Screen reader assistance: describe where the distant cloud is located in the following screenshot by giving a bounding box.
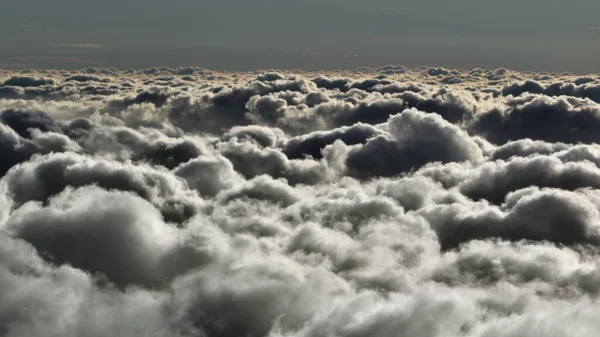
[0,56,104,69]
[20,22,41,29]
[48,43,104,49]
[0,62,30,69]
[300,51,360,58]
[10,56,100,62]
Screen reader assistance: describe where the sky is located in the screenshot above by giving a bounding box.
[2,0,600,72]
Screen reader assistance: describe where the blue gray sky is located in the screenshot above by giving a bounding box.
[2,0,600,72]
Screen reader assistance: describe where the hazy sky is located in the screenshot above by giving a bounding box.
[2,0,600,72]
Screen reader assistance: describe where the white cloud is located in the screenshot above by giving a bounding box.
[0,65,600,336]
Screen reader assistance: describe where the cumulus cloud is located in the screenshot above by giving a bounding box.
[2,65,600,336]
[341,109,483,179]
[470,95,600,144]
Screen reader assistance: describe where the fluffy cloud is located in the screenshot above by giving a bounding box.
[2,65,600,337]
[470,95,600,144]
[342,109,483,179]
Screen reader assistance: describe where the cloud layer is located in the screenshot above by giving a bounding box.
[1,65,600,336]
